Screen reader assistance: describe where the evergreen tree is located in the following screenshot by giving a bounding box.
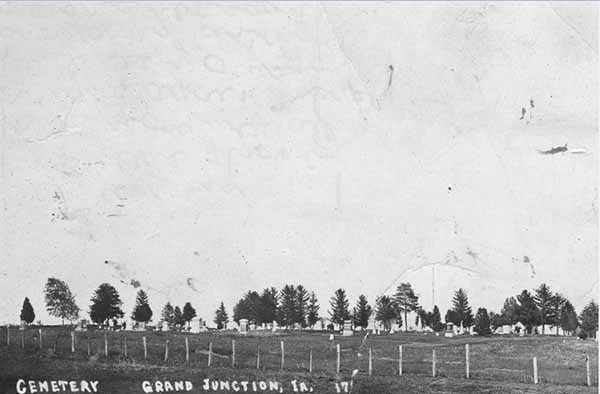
[393,283,419,331]
[306,292,320,328]
[431,305,444,332]
[131,289,153,326]
[534,283,554,334]
[516,290,540,333]
[161,302,175,329]
[214,302,229,329]
[278,285,298,327]
[450,288,474,327]
[182,302,197,328]
[20,297,35,325]
[89,283,123,325]
[580,300,598,338]
[500,296,519,325]
[474,308,492,336]
[375,295,399,330]
[489,311,503,330]
[329,288,350,326]
[416,307,430,329]
[258,287,279,324]
[353,295,372,329]
[295,285,310,327]
[445,309,459,324]
[174,306,184,329]
[233,291,261,323]
[549,293,566,335]
[45,277,80,325]
[560,300,578,335]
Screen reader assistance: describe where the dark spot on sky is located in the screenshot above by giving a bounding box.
[130,279,141,288]
[448,186,452,191]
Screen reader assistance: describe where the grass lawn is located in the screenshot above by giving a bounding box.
[0,326,597,394]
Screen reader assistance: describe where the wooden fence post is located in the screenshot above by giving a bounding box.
[280,341,285,370]
[104,333,108,356]
[533,357,538,384]
[39,328,42,349]
[398,345,403,376]
[185,337,189,363]
[231,339,236,367]
[337,344,341,375]
[256,343,260,369]
[368,347,372,376]
[208,342,212,367]
[124,335,128,358]
[432,349,436,377]
[87,335,91,356]
[71,331,75,353]
[21,331,24,350]
[164,339,169,362]
[586,354,591,387]
[143,336,147,360]
[309,348,313,373]
[6,325,9,346]
[465,344,470,379]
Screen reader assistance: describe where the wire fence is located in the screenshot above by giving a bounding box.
[2,326,597,387]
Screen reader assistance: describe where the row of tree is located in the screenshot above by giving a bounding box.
[18,277,599,339]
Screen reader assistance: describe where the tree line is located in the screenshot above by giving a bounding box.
[15,277,600,339]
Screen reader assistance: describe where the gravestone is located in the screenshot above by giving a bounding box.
[198,318,208,332]
[271,320,278,332]
[342,320,353,336]
[75,319,88,331]
[239,319,248,335]
[161,321,169,332]
[249,323,256,331]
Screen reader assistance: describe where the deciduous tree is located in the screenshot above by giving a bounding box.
[45,278,80,325]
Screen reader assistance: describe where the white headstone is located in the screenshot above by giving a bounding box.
[239,319,249,335]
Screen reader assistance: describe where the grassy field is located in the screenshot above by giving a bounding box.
[0,326,597,394]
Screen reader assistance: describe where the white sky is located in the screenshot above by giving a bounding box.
[0,2,597,326]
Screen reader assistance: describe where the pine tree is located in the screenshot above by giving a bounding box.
[174,306,184,329]
[580,300,598,338]
[306,292,320,328]
[258,287,278,325]
[295,285,310,327]
[214,302,229,329]
[431,305,444,332]
[474,308,492,336]
[534,283,554,334]
[393,283,419,331]
[450,288,473,327]
[560,300,578,335]
[353,295,372,329]
[131,289,153,326]
[549,293,566,335]
[182,302,197,328]
[329,288,350,326]
[516,290,540,333]
[89,283,123,325]
[375,295,399,331]
[20,297,35,325]
[500,297,519,325]
[278,285,298,327]
[45,277,80,325]
[233,291,261,323]
[161,302,175,329]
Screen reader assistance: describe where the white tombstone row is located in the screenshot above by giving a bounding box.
[239,319,249,335]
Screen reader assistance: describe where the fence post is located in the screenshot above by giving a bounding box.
[39,328,42,350]
[280,341,285,370]
[398,345,403,376]
[164,339,169,362]
[208,342,212,367]
[256,343,260,369]
[533,357,538,384]
[124,335,128,358]
[309,348,313,373]
[232,339,236,367]
[143,336,147,360]
[71,331,75,353]
[337,344,341,375]
[586,354,591,387]
[21,331,24,350]
[432,349,436,377]
[104,333,108,356]
[87,335,91,356]
[185,337,189,363]
[368,347,372,376]
[6,325,9,345]
[465,344,470,379]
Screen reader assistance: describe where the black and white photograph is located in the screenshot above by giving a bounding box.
[0,2,598,393]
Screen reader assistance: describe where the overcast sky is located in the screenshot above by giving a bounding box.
[0,2,597,326]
